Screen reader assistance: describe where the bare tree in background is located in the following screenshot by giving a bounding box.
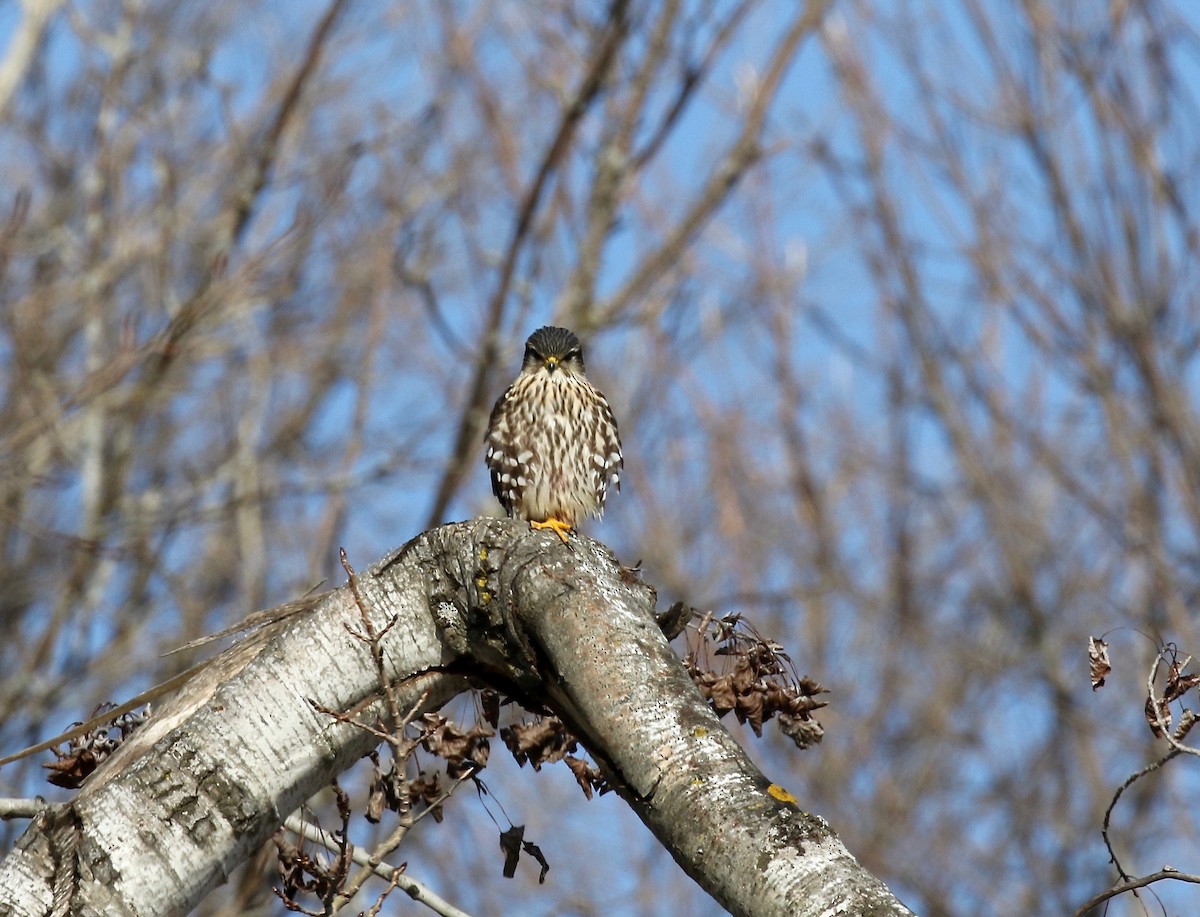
[1,0,1199,914]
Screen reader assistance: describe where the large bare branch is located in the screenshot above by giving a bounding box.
[0,521,910,916]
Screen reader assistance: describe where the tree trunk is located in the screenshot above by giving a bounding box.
[0,519,912,916]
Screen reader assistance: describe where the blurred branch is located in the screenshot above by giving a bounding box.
[0,0,348,460]
[0,0,65,120]
[148,0,349,376]
[558,0,684,328]
[598,0,832,322]
[629,0,754,171]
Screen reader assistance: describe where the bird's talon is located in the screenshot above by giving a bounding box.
[531,517,572,544]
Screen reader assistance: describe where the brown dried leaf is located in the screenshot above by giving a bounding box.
[778,712,824,749]
[523,837,550,884]
[1163,660,1200,704]
[499,825,525,878]
[799,676,827,695]
[1088,636,1110,690]
[656,601,694,640]
[43,749,100,789]
[42,704,151,789]
[501,717,576,769]
[498,826,549,884]
[563,754,609,800]
[481,689,501,728]
[366,784,385,823]
[496,825,549,883]
[422,719,474,758]
[1145,694,1171,738]
[409,771,441,801]
[714,613,741,641]
[1175,709,1197,743]
[705,675,737,716]
[421,715,493,777]
[365,752,389,823]
[686,609,829,749]
[272,795,353,910]
[736,691,765,735]
[730,657,757,695]
[409,772,444,822]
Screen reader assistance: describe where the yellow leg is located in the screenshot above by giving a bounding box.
[530,517,572,544]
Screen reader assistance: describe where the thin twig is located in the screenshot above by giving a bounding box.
[333,693,432,903]
[0,797,49,820]
[1100,747,1177,883]
[341,549,405,736]
[283,815,473,917]
[1071,868,1200,917]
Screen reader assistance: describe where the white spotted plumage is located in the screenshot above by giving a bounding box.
[485,327,622,529]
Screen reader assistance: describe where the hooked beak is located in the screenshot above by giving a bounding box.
[544,356,560,373]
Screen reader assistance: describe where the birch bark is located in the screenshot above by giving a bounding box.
[0,519,911,916]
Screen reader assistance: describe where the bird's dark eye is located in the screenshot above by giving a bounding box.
[565,349,581,361]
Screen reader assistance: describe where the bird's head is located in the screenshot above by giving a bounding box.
[521,326,585,377]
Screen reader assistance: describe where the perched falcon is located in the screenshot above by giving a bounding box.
[485,326,623,543]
